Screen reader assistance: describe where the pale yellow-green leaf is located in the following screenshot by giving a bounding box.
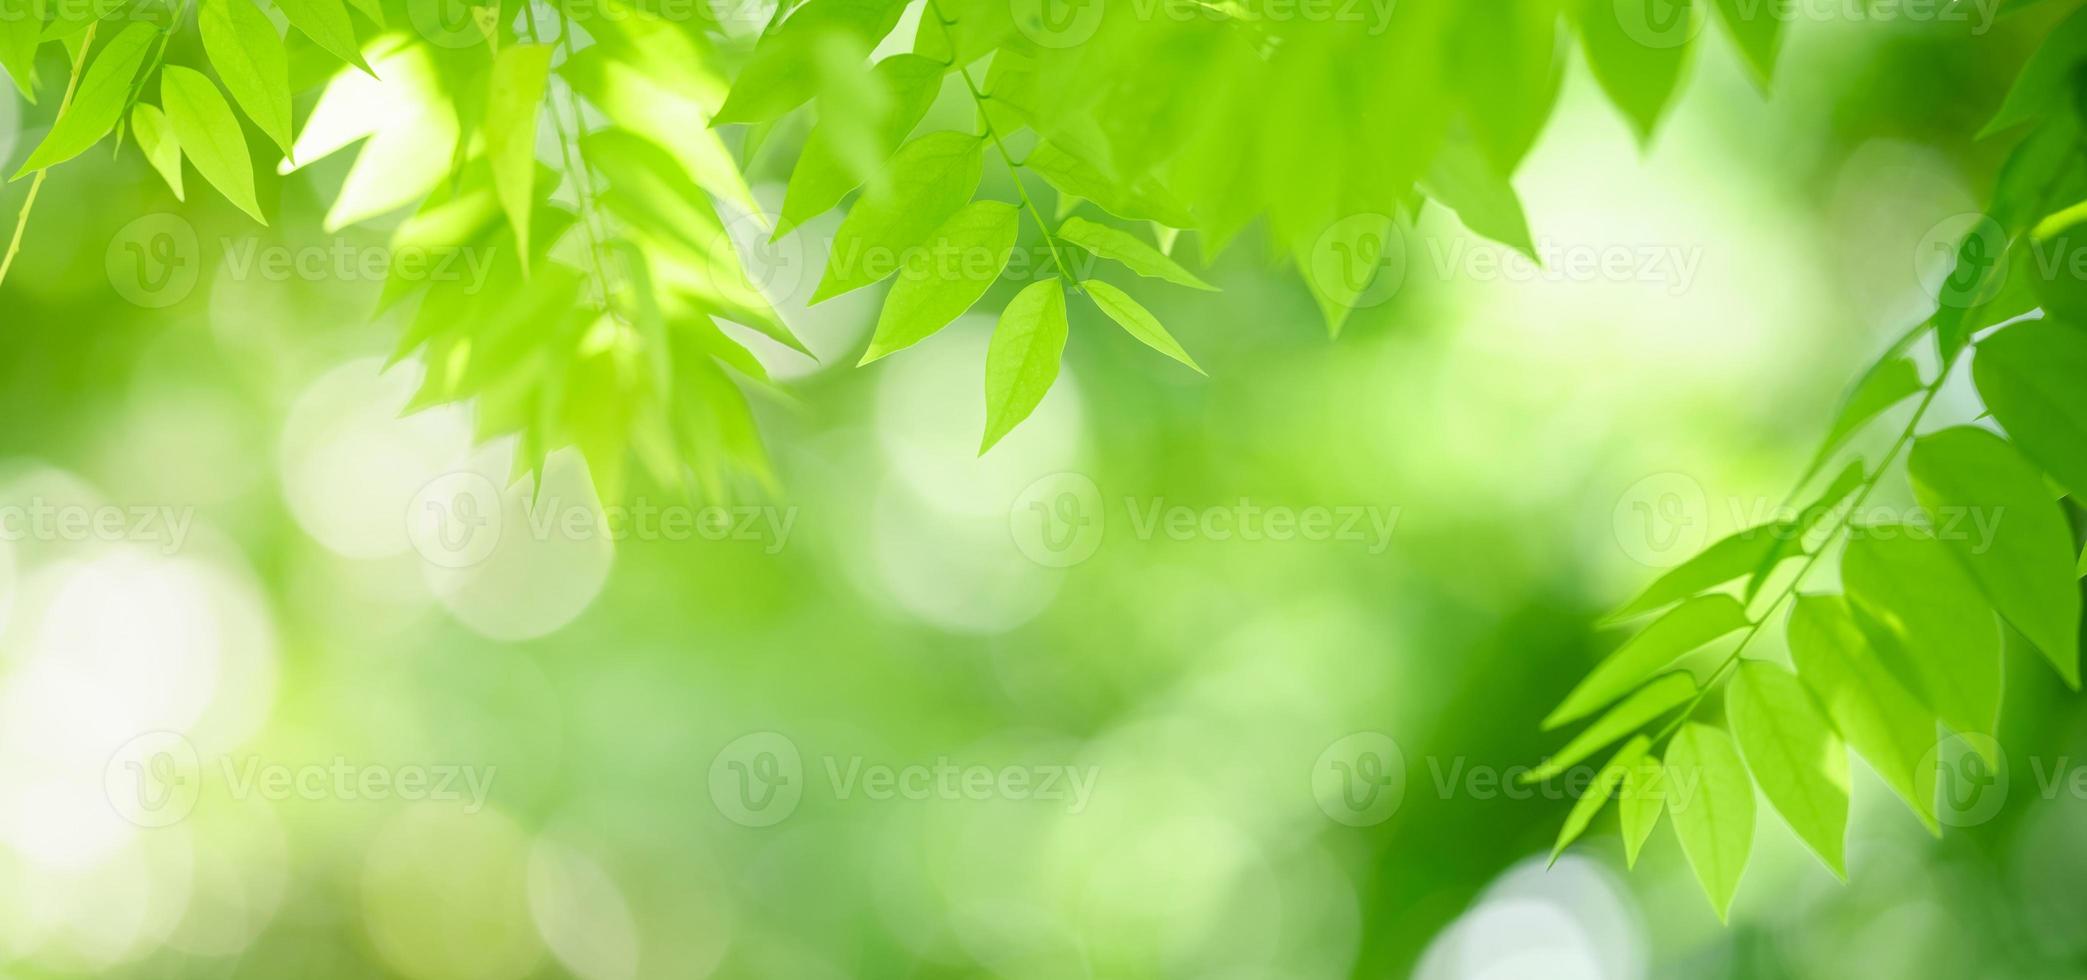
[199,0,294,156]
[1550,735,1649,863]
[861,200,1018,365]
[1726,660,1849,877]
[130,103,184,200]
[1525,671,1693,784]
[487,43,552,271]
[1082,279,1202,375]
[1665,722,1754,921]
[13,21,155,177]
[1057,216,1215,291]
[161,66,265,223]
[980,277,1067,454]
[1545,594,1748,729]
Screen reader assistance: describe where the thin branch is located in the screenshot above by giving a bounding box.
[1,21,102,290]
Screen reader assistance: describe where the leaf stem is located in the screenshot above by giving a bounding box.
[1647,323,1956,747]
[524,2,623,319]
[923,0,1082,290]
[0,21,100,291]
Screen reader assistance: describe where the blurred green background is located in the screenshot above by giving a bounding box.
[3,4,2085,978]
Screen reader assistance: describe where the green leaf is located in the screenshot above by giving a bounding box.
[0,0,43,101]
[1974,319,2087,500]
[1726,661,1849,876]
[812,131,985,303]
[1524,671,1693,784]
[1577,0,1695,145]
[1545,594,1749,729]
[1448,0,1565,175]
[1057,217,1215,291]
[274,0,370,73]
[12,21,155,177]
[859,200,1019,365]
[778,53,944,235]
[1421,135,1535,257]
[1788,594,1939,833]
[486,43,553,272]
[1082,280,1202,375]
[1619,753,1667,868]
[1295,212,1396,339]
[712,0,909,125]
[161,65,265,223]
[199,0,293,156]
[980,277,1068,454]
[1980,4,2087,137]
[1710,0,1782,89]
[131,103,183,200]
[1907,426,2081,687]
[1841,528,2001,740]
[1665,722,1754,920]
[1606,522,1788,623]
[1798,356,1922,486]
[1744,459,1865,604]
[1023,140,1194,228]
[1550,735,1649,863]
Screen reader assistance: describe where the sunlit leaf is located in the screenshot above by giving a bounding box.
[1525,671,1693,784]
[274,0,370,73]
[161,66,265,223]
[1058,216,1215,292]
[1973,319,2087,500]
[1082,279,1202,375]
[199,0,294,157]
[860,200,1018,364]
[812,130,985,303]
[1980,4,2087,137]
[1619,753,1667,868]
[1665,722,1754,920]
[1547,594,1747,729]
[1727,660,1849,876]
[1607,522,1788,623]
[1907,426,2081,687]
[980,276,1067,453]
[1550,735,1649,863]
[487,43,552,271]
[1841,528,2002,740]
[13,21,154,177]
[131,103,183,200]
[1787,594,1939,833]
